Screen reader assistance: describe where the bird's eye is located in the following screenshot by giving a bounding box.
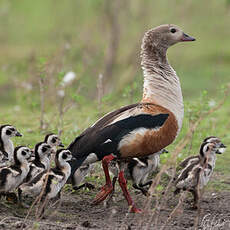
[6,130,12,135]
[42,147,47,152]
[22,151,27,156]
[170,28,176,33]
[51,138,56,143]
[62,153,67,159]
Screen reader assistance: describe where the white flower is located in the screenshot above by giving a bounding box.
[21,82,32,91]
[57,90,65,98]
[73,125,79,132]
[208,99,216,108]
[61,71,76,86]
[14,105,21,111]
[64,43,71,50]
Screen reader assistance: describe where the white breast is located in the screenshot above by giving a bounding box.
[3,139,14,161]
[199,155,216,189]
[47,164,71,199]
[41,156,50,170]
[3,163,30,192]
[73,164,94,187]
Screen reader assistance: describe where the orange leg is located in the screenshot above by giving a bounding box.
[118,171,142,213]
[92,154,115,205]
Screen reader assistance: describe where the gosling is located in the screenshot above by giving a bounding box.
[0,124,22,165]
[22,142,51,184]
[109,149,168,196]
[0,146,32,200]
[174,140,226,209]
[18,149,72,214]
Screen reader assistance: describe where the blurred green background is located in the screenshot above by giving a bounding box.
[1,0,230,104]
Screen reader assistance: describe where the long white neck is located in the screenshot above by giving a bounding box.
[60,162,71,178]
[141,45,184,131]
[40,156,50,169]
[206,153,217,168]
[21,161,30,173]
[2,135,14,161]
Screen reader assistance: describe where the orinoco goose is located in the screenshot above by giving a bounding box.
[68,24,195,212]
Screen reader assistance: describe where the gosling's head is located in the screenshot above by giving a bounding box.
[203,136,226,154]
[200,142,224,159]
[0,124,22,139]
[34,142,52,160]
[14,146,32,164]
[44,133,64,148]
[55,149,72,168]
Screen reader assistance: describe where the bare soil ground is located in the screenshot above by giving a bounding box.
[0,187,230,230]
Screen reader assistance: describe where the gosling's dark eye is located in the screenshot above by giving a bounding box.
[22,151,27,156]
[51,138,56,143]
[170,28,176,33]
[6,130,12,135]
[62,153,67,159]
[42,147,47,152]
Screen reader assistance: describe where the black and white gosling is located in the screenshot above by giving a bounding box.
[174,140,226,209]
[179,136,226,169]
[71,164,95,190]
[22,142,52,184]
[0,146,32,200]
[18,149,72,212]
[109,149,168,196]
[0,125,22,164]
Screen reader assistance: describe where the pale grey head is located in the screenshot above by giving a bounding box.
[142,24,195,52]
[34,142,52,159]
[0,125,22,139]
[55,149,72,168]
[203,136,226,154]
[13,146,32,164]
[200,142,223,158]
[44,133,64,148]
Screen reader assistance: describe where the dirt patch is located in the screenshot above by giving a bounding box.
[0,188,230,230]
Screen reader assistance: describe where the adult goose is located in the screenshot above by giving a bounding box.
[68,24,195,212]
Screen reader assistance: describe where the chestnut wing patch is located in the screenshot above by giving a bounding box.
[68,112,169,176]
